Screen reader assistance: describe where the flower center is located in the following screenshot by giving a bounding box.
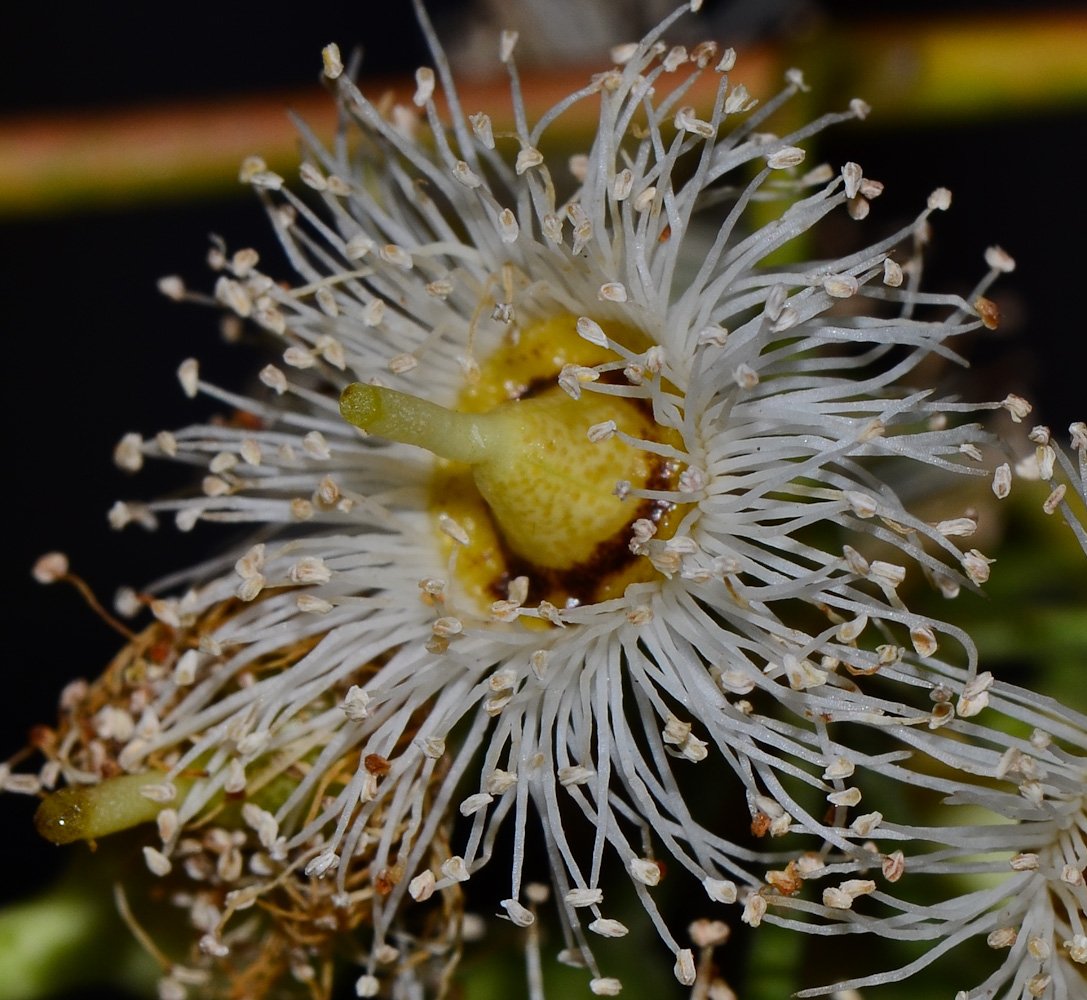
[339,315,686,610]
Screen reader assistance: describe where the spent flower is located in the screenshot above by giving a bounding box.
[8,3,1083,998]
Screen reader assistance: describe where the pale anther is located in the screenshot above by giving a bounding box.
[413,67,435,107]
[321,44,343,80]
[766,146,805,169]
[928,187,952,211]
[499,29,518,62]
[515,147,543,175]
[379,244,413,269]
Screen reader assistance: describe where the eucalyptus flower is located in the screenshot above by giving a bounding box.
[6,3,1066,998]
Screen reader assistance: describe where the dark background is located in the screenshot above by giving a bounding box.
[2,2,1084,997]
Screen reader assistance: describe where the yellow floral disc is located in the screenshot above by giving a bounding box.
[340,314,688,612]
[436,316,685,610]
